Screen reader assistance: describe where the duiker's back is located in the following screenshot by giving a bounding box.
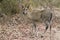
[25,8,52,23]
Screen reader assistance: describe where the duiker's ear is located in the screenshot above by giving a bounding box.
[27,5,30,8]
[22,5,24,8]
[21,4,25,10]
[25,4,30,9]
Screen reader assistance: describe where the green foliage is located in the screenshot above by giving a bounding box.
[0,0,60,17]
[0,0,3,2]
[20,0,60,8]
[52,0,60,8]
[0,0,20,16]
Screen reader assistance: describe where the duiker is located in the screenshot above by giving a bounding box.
[22,5,53,37]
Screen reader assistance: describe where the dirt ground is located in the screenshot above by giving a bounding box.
[0,8,60,40]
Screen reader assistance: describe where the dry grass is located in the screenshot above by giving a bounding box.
[0,0,60,40]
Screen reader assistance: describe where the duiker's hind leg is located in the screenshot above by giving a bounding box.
[40,24,51,37]
[44,22,49,33]
[45,23,52,40]
[41,22,49,38]
[41,22,52,40]
[49,21,52,40]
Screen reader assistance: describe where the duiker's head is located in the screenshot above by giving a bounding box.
[22,4,30,15]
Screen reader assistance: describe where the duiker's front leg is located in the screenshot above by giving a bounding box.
[31,21,37,37]
[32,22,36,32]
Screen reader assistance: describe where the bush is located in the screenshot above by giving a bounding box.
[0,0,20,16]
